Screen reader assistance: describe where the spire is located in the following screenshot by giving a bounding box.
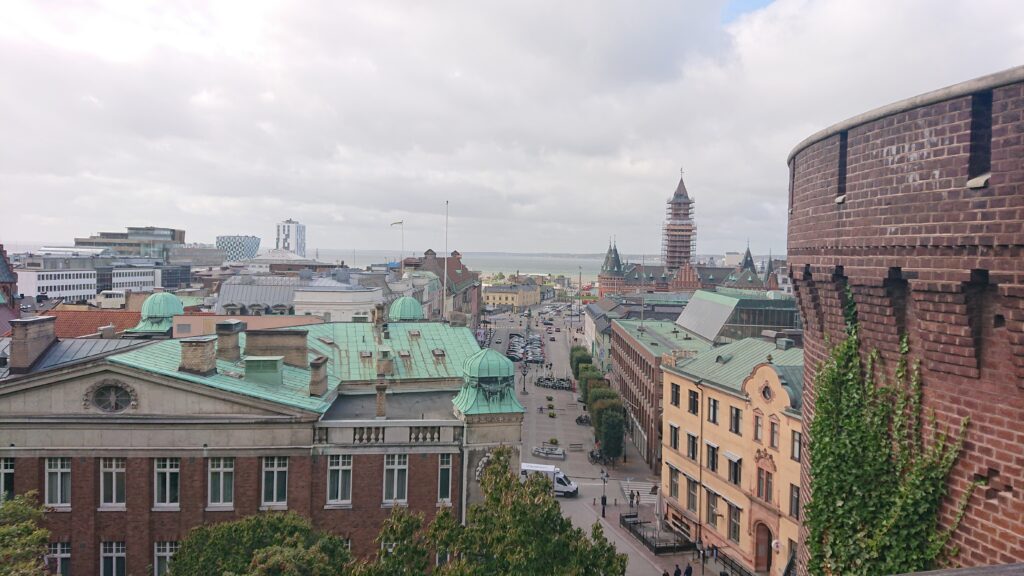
[671,170,690,201]
[739,246,756,273]
[600,240,623,277]
[764,249,776,281]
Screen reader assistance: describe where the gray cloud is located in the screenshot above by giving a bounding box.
[1,0,1022,256]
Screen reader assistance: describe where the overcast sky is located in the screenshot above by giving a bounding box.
[2,1,1022,256]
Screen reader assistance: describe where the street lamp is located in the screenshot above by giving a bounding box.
[520,363,529,395]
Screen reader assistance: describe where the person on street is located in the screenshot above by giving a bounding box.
[683,563,692,576]
[673,564,682,576]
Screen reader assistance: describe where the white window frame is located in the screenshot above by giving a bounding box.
[47,542,71,576]
[770,420,780,449]
[383,454,408,505]
[707,397,719,424]
[791,430,802,462]
[668,467,679,499]
[100,457,126,509]
[154,541,179,576]
[262,456,289,508]
[728,503,741,542]
[437,454,452,503]
[327,454,353,506]
[100,541,126,576]
[45,457,71,508]
[668,424,679,451]
[0,457,13,502]
[154,458,180,509]
[208,457,234,509]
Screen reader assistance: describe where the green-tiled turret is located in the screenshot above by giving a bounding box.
[453,348,523,415]
[387,296,424,322]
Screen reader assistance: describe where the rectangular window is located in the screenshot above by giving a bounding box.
[968,90,993,179]
[669,425,679,451]
[670,383,680,407]
[687,390,698,415]
[770,421,779,449]
[154,458,180,508]
[101,541,126,576]
[438,454,452,503]
[686,478,697,512]
[208,457,234,507]
[154,541,179,576]
[262,456,289,506]
[45,457,71,507]
[757,469,774,503]
[728,504,741,542]
[706,445,718,473]
[707,398,718,424]
[729,406,742,435]
[48,542,71,576]
[837,130,849,197]
[669,468,679,499]
[383,454,408,504]
[754,415,763,442]
[100,457,126,507]
[790,484,801,519]
[328,455,353,505]
[728,458,742,486]
[0,458,13,501]
[791,431,802,462]
[686,434,698,460]
[706,490,719,529]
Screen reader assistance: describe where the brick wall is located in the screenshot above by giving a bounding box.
[788,68,1024,573]
[14,451,461,575]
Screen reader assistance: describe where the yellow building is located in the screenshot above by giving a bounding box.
[483,284,541,313]
[661,337,804,575]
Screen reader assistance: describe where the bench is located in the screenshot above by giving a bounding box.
[568,443,584,452]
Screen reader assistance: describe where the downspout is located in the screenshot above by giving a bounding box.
[460,429,469,524]
[697,378,704,550]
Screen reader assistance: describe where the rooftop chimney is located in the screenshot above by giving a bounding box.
[244,329,308,368]
[375,380,388,419]
[309,355,328,397]
[8,316,57,374]
[376,351,394,377]
[98,324,116,339]
[373,303,385,325]
[216,320,246,361]
[179,335,218,376]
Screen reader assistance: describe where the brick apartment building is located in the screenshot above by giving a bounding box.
[788,65,1024,572]
[0,296,523,576]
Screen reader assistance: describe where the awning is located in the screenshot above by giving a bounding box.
[724,451,741,462]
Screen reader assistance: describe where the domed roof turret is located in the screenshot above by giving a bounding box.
[387,296,424,322]
[140,292,184,320]
[462,348,514,380]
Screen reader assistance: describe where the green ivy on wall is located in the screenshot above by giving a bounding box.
[806,329,976,576]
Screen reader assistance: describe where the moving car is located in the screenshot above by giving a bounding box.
[519,463,578,497]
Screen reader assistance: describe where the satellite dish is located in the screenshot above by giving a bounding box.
[772,539,781,551]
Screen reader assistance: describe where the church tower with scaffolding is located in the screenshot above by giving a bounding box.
[662,172,696,270]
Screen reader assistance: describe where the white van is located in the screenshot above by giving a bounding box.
[520,462,579,497]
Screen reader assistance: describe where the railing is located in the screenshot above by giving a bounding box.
[619,513,693,555]
[352,426,385,444]
[717,552,756,576]
[782,552,797,576]
[409,426,441,443]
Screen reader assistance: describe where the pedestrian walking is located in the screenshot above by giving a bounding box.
[683,563,692,576]
[673,564,682,576]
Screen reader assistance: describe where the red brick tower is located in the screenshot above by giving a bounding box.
[788,66,1024,573]
[662,173,696,270]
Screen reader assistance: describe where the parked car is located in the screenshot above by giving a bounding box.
[550,336,556,341]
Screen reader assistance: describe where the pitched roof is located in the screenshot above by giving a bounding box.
[668,338,803,395]
[670,175,691,201]
[40,309,142,338]
[0,246,16,284]
[612,319,710,358]
[0,337,145,380]
[675,290,739,343]
[600,244,623,276]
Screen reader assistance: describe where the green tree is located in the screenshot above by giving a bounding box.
[0,491,49,576]
[352,508,432,576]
[600,410,625,462]
[590,397,623,442]
[173,512,351,576]
[587,387,619,414]
[450,447,627,575]
[806,331,973,575]
[577,364,604,403]
[569,347,592,379]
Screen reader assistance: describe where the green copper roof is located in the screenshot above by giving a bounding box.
[666,337,803,395]
[108,340,333,412]
[387,296,424,321]
[462,348,515,380]
[140,292,185,319]
[612,319,711,358]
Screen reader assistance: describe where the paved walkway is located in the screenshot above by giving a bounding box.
[490,305,736,576]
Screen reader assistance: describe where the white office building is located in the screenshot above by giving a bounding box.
[15,269,96,302]
[276,219,307,257]
[111,267,160,291]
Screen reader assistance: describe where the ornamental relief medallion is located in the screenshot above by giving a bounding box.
[83,379,139,412]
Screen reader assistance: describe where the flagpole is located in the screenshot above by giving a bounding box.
[443,201,449,322]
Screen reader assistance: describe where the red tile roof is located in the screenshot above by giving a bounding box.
[41,309,142,338]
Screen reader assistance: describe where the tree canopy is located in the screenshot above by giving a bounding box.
[0,491,49,576]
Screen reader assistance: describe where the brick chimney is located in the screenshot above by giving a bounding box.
[309,355,329,397]
[375,380,388,419]
[244,329,308,368]
[179,335,218,376]
[216,319,246,361]
[9,316,57,374]
[98,324,116,339]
